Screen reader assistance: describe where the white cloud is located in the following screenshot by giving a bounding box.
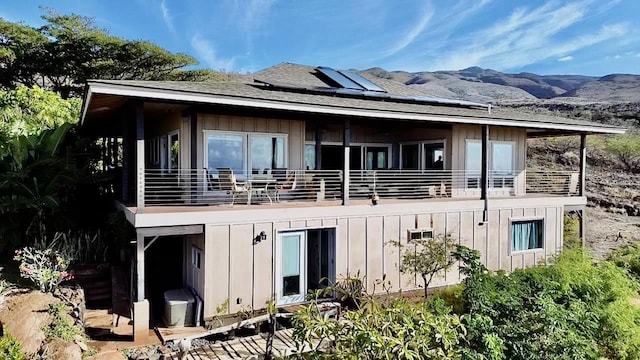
[558,55,574,62]
[384,3,434,56]
[160,0,174,33]
[190,34,235,71]
[424,0,629,71]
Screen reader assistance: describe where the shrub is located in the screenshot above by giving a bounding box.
[609,242,640,280]
[44,303,81,341]
[291,297,471,359]
[13,247,73,293]
[606,133,640,173]
[0,331,25,360]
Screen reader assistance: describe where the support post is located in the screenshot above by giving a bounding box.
[136,233,145,301]
[191,112,198,202]
[342,119,350,206]
[481,125,489,222]
[315,121,322,170]
[579,133,587,197]
[135,102,145,209]
[579,209,586,248]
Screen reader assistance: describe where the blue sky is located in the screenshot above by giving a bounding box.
[3,0,639,76]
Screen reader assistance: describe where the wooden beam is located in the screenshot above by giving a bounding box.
[342,119,350,206]
[191,112,198,203]
[135,102,145,210]
[136,225,204,237]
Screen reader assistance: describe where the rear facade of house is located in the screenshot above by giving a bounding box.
[80,63,624,337]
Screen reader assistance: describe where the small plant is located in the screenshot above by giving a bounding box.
[394,235,456,297]
[215,298,230,315]
[333,272,365,309]
[0,331,25,360]
[0,279,13,307]
[43,303,81,341]
[13,247,73,293]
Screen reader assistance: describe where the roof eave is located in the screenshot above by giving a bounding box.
[83,82,627,135]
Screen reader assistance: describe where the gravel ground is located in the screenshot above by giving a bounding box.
[585,206,640,259]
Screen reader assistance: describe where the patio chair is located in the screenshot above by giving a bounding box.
[440,182,448,197]
[204,168,220,191]
[217,168,249,205]
[567,172,579,195]
[274,171,297,202]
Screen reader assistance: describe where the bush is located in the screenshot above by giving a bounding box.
[0,331,25,360]
[609,242,640,280]
[606,134,640,173]
[44,303,81,341]
[291,297,471,359]
[13,247,73,293]
[455,247,640,360]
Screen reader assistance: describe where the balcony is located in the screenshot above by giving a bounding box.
[140,169,582,208]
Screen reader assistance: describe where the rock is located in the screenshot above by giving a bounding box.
[0,290,57,355]
[74,334,88,351]
[47,338,82,360]
[85,350,127,360]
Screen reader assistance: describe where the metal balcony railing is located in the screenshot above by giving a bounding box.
[144,169,343,206]
[525,170,581,195]
[141,169,581,207]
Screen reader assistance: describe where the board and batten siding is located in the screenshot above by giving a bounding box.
[450,124,527,197]
[196,114,305,170]
[201,203,563,317]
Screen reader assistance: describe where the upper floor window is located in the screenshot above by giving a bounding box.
[205,131,287,175]
[465,140,515,189]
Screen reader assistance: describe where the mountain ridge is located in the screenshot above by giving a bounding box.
[361,66,640,104]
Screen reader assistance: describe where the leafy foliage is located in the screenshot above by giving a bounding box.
[609,242,640,281]
[0,86,80,160]
[452,247,640,360]
[0,331,25,360]
[0,10,222,98]
[291,296,470,360]
[43,303,81,341]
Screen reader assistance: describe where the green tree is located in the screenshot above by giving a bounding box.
[0,86,80,159]
[606,133,640,173]
[0,10,221,98]
[395,235,456,297]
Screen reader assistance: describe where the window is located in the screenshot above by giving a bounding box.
[168,131,180,172]
[205,131,287,175]
[408,228,434,241]
[465,140,515,189]
[424,142,445,170]
[304,144,316,170]
[147,137,161,167]
[511,219,544,252]
[491,142,514,188]
[365,146,389,170]
[401,143,420,169]
[400,141,446,170]
[465,140,482,189]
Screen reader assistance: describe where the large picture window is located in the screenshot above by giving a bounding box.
[511,218,544,252]
[205,131,287,175]
[465,140,515,189]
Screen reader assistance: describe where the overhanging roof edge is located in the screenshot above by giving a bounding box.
[83,82,627,135]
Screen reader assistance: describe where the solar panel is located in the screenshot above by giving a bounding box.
[316,66,364,90]
[339,70,386,92]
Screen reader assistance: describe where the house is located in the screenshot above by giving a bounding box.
[80,63,625,339]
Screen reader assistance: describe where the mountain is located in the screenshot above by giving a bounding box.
[361,67,640,104]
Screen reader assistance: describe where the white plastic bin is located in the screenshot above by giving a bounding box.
[163,288,195,327]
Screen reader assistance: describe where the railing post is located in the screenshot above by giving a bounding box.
[342,119,350,205]
[579,133,587,197]
[135,102,145,210]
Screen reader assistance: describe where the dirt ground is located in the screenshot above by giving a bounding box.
[585,206,640,259]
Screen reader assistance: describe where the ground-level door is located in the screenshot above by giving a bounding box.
[275,228,336,305]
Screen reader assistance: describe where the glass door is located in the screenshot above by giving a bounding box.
[276,231,307,304]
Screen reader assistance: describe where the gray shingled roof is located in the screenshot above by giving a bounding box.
[84,63,625,133]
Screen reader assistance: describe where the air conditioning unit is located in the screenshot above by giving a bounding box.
[407,228,434,241]
[163,288,195,327]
